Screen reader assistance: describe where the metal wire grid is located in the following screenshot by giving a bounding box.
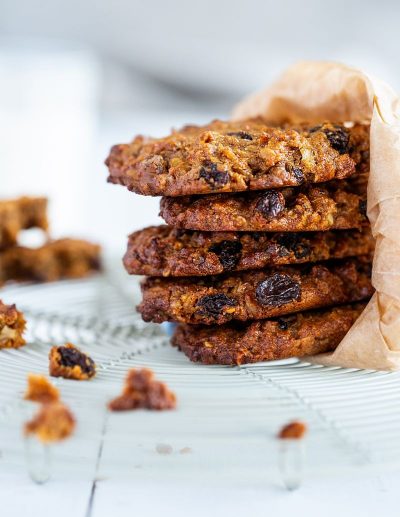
[0,275,399,483]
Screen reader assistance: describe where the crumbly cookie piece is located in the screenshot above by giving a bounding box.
[172,303,366,365]
[49,343,96,380]
[278,421,308,440]
[108,368,176,411]
[0,197,48,249]
[160,180,367,232]
[24,374,60,403]
[138,258,373,325]
[24,402,75,443]
[0,238,101,284]
[0,300,26,349]
[106,119,369,196]
[124,225,374,277]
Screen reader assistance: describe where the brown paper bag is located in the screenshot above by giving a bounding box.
[233,61,400,370]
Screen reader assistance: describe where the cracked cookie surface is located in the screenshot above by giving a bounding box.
[106,119,369,196]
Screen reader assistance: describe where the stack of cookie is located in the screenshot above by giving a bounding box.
[106,118,374,365]
[0,196,101,284]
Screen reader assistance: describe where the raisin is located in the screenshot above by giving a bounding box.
[310,124,350,154]
[292,167,305,184]
[196,294,237,318]
[277,234,311,259]
[174,229,188,239]
[255,273,301,307]
[325,127,350,154]
[208,240,243,270]
[226,131,253,140]
[58,346,95,375]
[285,163,305,185]
[359,199,367,217]
[311,124,350,154]
[277,314,298,330]
[199,161,229,186]
[256,191,285,219]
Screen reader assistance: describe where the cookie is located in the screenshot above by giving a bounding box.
[124,225,374,277]
[0,238,101,283]
[0,300,26,349]
[0,196,48,249]
[172,303,366,365]
[160,179,367,232]
[106,119,369,196]
[138,258,373,325]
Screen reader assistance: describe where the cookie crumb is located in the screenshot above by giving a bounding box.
[156,443,173,455]
[0,300,26,349]
[49,343,96,380]
[24,374,59,403]
[108,368,176,412]
[24,402,75,443]
[278,421,307,440]
[179,447,192,454]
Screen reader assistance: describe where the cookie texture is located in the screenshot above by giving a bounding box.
[0,197,48,249]
[124,225,374,277]
[138,258,373,325]
[106,119,369,196]
[0,238,101,284]
[160,179,367,232]
[0,300,26,349]
[172,303,366,365]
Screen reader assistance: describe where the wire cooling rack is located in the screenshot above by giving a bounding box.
[1,269,400,486]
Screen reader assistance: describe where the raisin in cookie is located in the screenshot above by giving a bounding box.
[49,343,96,380]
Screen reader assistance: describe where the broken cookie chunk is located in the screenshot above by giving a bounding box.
[0,300,26,349]
[108,368,176,412]
[0,238,101,284]
[49,343,96,380]
[0,196,48,249]
[24,402,76,443]
[24,374,60,403]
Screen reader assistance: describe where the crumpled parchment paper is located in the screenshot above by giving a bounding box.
[233,61,400,370]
